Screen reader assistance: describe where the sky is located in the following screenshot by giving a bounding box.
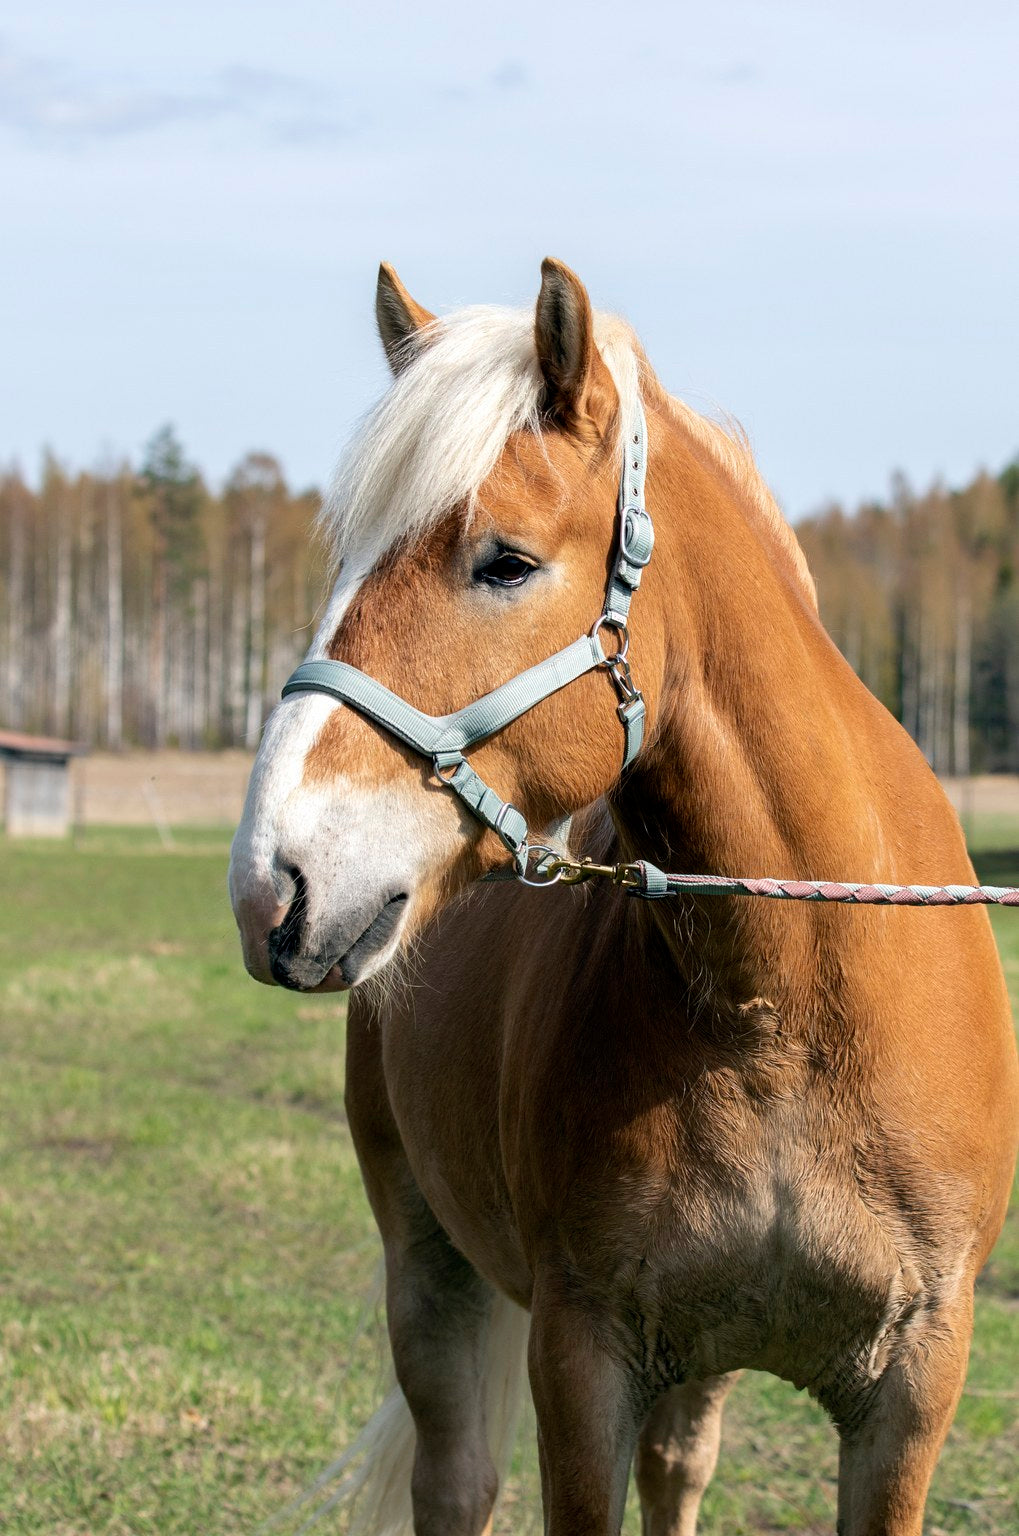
[2,1,1017,520]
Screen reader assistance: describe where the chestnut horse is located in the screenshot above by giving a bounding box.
[230,260,1018,1536]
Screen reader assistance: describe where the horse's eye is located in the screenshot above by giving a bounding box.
[475,551,536,588]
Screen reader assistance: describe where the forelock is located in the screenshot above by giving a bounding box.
[317,299,814,609]
[319,305,640,573]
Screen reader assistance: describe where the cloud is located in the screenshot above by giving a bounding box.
[0,38,348,146]
[715,62,759,85]
[0,35,534,157]
[491,60,528,92]
[217,63,353,143]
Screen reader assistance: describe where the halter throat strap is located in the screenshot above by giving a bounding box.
[281,400,652,877]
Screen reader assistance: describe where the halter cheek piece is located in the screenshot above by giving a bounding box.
[281,402,654,882]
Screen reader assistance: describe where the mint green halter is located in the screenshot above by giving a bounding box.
[281,402,653,880]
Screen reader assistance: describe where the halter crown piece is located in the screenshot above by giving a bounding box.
[281,400,653,883]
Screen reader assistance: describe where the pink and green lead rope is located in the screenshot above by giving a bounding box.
[628,864,1019,905]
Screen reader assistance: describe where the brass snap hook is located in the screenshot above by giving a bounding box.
[546,858,642,887]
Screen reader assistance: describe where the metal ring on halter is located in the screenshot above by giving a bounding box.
[590,614,629,664]
[515,843,567,887]
[433,756,461,785]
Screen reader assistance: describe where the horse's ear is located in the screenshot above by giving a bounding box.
[534,258,614,435]
[376,263,436,375]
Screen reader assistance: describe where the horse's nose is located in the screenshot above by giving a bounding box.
[268,884,411,992]
[230,857,297,985]
[266,868,321,990]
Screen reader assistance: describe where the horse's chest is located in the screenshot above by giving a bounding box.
[601,1124,917,1399]
[509,1054,920,1400]
[384,1013,918,1399]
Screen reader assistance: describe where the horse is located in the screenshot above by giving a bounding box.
[229,258,1018,1536]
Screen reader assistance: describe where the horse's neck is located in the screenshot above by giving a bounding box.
[610,429,909,1011]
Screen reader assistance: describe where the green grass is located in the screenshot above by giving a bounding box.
[0,824,1016,1534]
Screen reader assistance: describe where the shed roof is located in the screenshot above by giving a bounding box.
[0,729,88,762]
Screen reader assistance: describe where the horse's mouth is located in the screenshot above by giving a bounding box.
[268,893,409,992]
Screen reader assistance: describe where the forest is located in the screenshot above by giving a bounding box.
[1,427,1018,773]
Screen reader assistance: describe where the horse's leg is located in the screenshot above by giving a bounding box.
[385,1204,499,1536]
[634,1374,740,1536]
[836,1294,973,1536]
[528,1282,644,1536]
[347,1011,499,1536]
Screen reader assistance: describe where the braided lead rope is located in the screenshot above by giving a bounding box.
[628,862,1019,905]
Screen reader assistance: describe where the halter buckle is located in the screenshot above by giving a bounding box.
[619,507,654,567]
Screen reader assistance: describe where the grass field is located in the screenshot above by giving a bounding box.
[0,823,1016,1535]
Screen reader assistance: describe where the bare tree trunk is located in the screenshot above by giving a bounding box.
[150,555,167,749]
[50,489,73,737]
[932,642,949,776]
[73,481,97,745]
[919,606,938,766]
[166,596,180,745]
[244,511,267,749]
[4,491,26,727]
[127,572,148,747]
[952,587,971,778]
[105,480,124,749]
[229,543,248,746]
[207,557,224,746]
[191,576,208,749]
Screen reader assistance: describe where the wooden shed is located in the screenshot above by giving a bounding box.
[0,730,87,837]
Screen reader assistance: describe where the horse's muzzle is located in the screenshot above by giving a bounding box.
[267,884,409,991]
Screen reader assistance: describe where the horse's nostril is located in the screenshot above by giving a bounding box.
[288,867,307,903]
[267,867,310,985]
[270,859,300,910]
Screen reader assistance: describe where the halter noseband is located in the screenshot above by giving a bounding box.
[281,402,654,881]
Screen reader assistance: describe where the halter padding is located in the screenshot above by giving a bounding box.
[283,633,606,758]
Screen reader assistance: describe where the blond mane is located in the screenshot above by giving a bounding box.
[321,304,816,607]
[657,389,817,607]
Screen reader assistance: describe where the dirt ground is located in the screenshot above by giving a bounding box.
[3,752,1018,830]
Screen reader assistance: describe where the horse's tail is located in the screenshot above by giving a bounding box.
[287,1291,531,1536]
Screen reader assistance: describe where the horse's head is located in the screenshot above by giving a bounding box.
[229,259,666,990]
